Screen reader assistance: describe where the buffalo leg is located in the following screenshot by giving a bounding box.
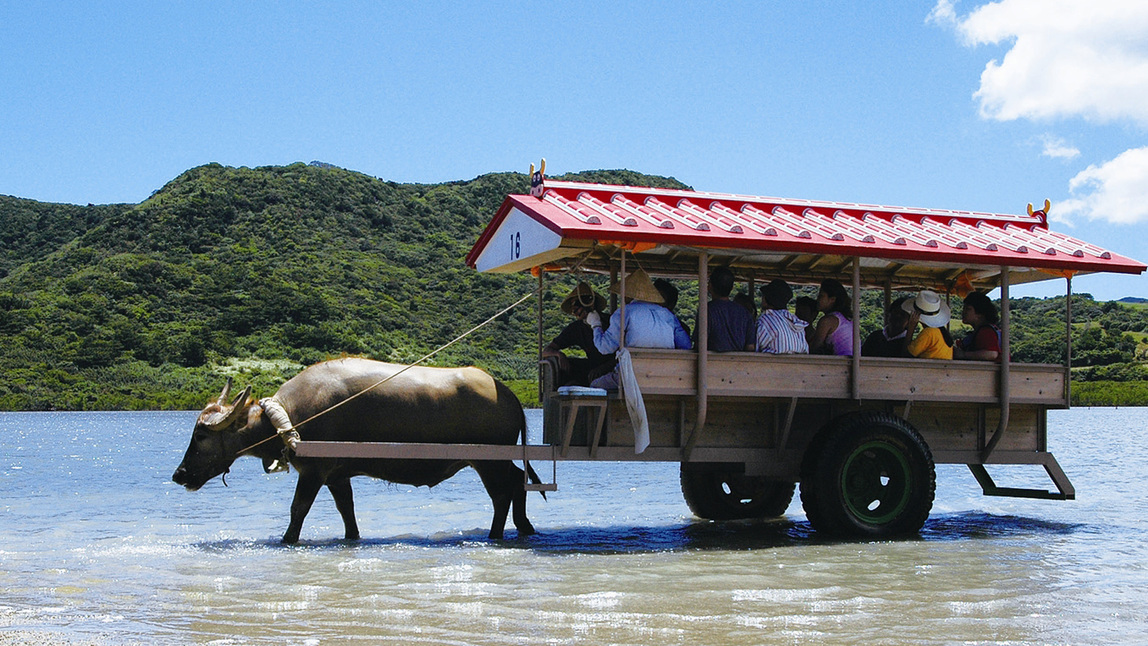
[282,471,324,544]
[474,461,534,539]
[509,464,536,536]
[473,462,512,539]
[327,477,361,541]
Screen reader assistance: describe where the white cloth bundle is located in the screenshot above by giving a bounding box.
[615,349,650,454]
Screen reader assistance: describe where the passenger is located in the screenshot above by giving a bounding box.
[587,268,691,389]
[861,296,912,358]
[541,282,613,386]
[953,291,1002,362]
[755,280,809,354]
[903,290,954,360]
[654,278,691,339]
[794,296,818,327]
[809,278,854,356]
[704,266,755,352]
[794,295,818,345]
[733,291,756,318]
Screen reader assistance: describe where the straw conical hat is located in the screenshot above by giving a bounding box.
[610,268,664,304]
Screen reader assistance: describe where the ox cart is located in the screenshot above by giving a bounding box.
[297,177,1145,538]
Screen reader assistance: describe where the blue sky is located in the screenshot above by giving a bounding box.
[2,1,1145,299]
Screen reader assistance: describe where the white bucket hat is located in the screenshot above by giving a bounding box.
[902,290,951,327]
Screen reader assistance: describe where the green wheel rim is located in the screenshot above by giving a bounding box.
[840,440,912,525]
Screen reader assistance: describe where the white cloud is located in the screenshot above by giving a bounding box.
[936,0,1148,124]
[934,2,1148,226]
[1040,135,1080,160]
[925,0,957,26]
[1055,146,1148,225]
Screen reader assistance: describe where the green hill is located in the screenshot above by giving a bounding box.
[0,163,688,410]
[0,162,1145,410]
[1,195,130,278]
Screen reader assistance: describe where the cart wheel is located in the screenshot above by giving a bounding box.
[680,464,795,520]
[800,412,935,538]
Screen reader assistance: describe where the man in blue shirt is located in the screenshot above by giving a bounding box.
[586,268,690,389]
[704,266,755,352]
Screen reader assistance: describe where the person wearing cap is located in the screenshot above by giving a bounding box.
[542,282,612,386]
[953,291,1002,362]
[586,268,691,388]
[904,290,954,360]
[755,279,809,354]
[861,296,913,358]
[704,266,755,352]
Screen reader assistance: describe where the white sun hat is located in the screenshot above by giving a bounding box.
[902,290,951,327]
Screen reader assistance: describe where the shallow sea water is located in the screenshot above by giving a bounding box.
[1,407,1147,644]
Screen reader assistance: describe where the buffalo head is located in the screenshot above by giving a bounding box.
[172,378,255,490]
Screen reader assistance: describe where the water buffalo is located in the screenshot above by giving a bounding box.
[172,358,539,543]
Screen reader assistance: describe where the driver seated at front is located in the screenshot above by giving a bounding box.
[586,268,691,389]
[541,282,613,386]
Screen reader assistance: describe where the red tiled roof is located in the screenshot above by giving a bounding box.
[467,180,1145,283]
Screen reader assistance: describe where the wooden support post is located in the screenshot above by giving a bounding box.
[883,281,892,326]
[537,268,544,361]
[609,266,618,312]
[778,396,798,451]
[1065,275,1073,407]
[851,257,861,400]
[747,275,756,316]
[684,252,709,460]
[619,251,627,350]
[678,399,687,447]
[983,267,1011,461]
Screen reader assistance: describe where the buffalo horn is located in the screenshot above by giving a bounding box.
[216,377,233,407]
[203,384,254,431]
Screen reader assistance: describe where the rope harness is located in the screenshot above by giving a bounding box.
[235,287,541,458]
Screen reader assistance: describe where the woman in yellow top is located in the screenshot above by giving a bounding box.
[903,291,953,360]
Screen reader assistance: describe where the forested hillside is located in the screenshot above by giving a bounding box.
[0,163,687,409]
[1,196,130,278]
[1,162,1145,410]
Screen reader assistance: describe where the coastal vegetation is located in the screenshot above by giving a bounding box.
[1,162,1145,410]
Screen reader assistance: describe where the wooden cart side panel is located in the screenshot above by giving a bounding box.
[597,396,826,451]
[581,393,1046,455]
[906,402,1044,454]
[630,351,849,398]
[625,350,1067,406]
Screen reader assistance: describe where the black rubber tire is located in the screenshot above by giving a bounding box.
[680,464,796,520]
[800,412,935,538]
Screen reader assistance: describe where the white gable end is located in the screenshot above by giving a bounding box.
[474,207,565,273]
